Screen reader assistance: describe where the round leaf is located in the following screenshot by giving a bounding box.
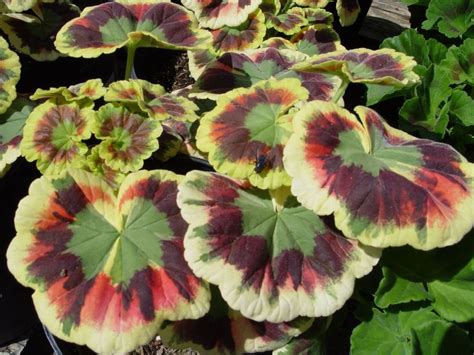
[20,101,94,176]
[0,98,35,174]
[266,7,308,36]
[182,0,262,29]
[293,48,420,86]
[93,104,163,173]
[196,78,309,189]
[192,48,342,102]
[0,36,20,114]
[284,101,474,250]
[30,79,106,103]
[210,9,266,54]
[0,0,80,61]
[7,169,210,354]
[55,1,212,58]
[178,171,380,322]
[161,287,312,354]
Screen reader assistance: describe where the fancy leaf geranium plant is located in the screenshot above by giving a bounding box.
[1,0,473,354]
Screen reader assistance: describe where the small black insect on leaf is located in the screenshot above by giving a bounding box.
[254,154,268,173]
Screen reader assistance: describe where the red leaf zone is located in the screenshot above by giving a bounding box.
[98,110,155,162]
[0,135,21,153]
[170,310,293,352]
[147,95,186,117]
[197,0,253,19]
[313,51,405,80]
[209,87,297,168]
[304,109,470,230]
[202,174,355,296]
[25,177,200,334]
[32,105,88,162]
[211,11,262,52]
[68,2,197,49]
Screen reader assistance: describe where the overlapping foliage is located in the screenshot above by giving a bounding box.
[1,0,473,353]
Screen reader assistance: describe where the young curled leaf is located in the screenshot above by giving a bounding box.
[0,36,20,115]
[302,8,334,26]
[55,1,212,58]
[93,104,163,173]
[182,0,262,29]
[105,79,166,104]
[284,101,474,250]
[196,78,309,189]
[0,98,35,175]
[266,7,308,36]
[192,48,342,102]
[178,171,380,322]
[336,0,360,27]
[20,101,94,177]
[293,48,420,87]
[86,146,125,189]
[7,169,210,353]
[161,287,313,354]
[105,80,199,122]
[0,0,80,61]
[30,79,106,103]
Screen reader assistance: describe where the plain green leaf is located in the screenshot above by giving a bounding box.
[401,0,429,6]
[380,232,474,323]
[0,98,34,145]
[399,65,452,134]
[422,0,474,38]
[374,267,431,308]
[449,89,474,126]
[381,29,431,67]
[439,39,474,85]
[428,257,474,323]
[351,307,471,355]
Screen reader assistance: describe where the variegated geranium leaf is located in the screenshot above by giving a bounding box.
[292,26,344,57]
[266,7,308,36]
[192,48,342,101]
[0,36,20,114]
[20,101,94,177]
[0,98,35,175]
[55,1,211,58]
[336,0,360,26]
[92,104,163,173]
[178,171,380,322]
[7,169,210,353]
[211,9,266,54]
[182,0,262,29]
[30,79,106,104]
[293,0,331,7]
[105,80,199,122]
[3,0,37,12]
[0,0,80,61]
[187,48,218,80]
[104,79,166,104]
[153,123,184,162]
[161,286,313,354]
[140,94,199,122]
[302,8,334,26]
[293,48,420,86]
[196,78,309,189]
[284,101,474,250]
